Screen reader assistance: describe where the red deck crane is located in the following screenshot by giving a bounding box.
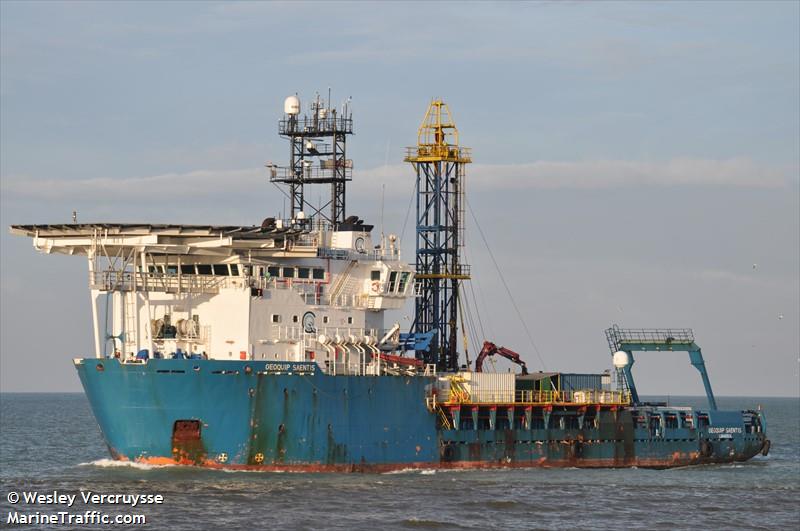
[474,341,529,375]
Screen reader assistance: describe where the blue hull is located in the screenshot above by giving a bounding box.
[76,359,768,471]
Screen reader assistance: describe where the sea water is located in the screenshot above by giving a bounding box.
[1,394,797,530]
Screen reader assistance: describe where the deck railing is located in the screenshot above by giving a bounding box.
[91,270,384,310]
[606,325,694,353]
[91,271,244,293]
[438,388,631,406]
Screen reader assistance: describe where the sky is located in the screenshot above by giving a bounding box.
[1,1,798,397]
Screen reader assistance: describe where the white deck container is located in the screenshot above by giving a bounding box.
[459,372,516,403]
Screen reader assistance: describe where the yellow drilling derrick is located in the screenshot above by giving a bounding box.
[405,99,472,371]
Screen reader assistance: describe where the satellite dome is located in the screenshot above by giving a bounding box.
[284,95,301,115]
[612,350,631,368]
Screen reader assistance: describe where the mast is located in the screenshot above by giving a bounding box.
[270,92,354,225]
[405,100,472,372]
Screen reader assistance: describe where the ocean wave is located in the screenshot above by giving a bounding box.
[402,517,452,528]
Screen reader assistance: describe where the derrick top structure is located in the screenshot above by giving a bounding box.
[406,99,471,373]
[404,99,472,164]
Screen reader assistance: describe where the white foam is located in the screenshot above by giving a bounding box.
[381,467,419,475]
[78,458,175,470]
[382,467,439,475]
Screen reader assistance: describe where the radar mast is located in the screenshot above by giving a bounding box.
[270,92,354,225]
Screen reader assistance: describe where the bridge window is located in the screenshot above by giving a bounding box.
[181,265,196,274]
[298,267,310,279]
[267,266,280,277]
[230,265,239,276]
[398,272,410,293]
[371,270,381,281]
[388,271,398,292]
[213,264,230,276]
[312,268,325,280]
[197,264,212,275]
[281,267,295,278]
[166,265,178,275]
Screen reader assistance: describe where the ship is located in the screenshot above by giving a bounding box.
[10,94,770,471]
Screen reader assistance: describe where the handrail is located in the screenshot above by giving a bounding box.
[606,326,694,353]
[404,145,472,163]
[91,271,243,293]
[439,388,631,406]
[279,116,353,135]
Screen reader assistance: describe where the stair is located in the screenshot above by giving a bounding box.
[327,260,358,305]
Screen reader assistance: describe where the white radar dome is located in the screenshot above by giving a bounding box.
[612,350,631,368]
[284,95,301,115]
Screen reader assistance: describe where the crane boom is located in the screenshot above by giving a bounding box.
[474,341,528,374]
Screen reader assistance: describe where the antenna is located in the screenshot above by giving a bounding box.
[381,137,391,247]
[380,183,386,248]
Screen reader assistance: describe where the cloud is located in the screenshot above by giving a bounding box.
[1,168,264,201]
[1,157,792,204]
[365,157,794,190]
[468,158,793,190]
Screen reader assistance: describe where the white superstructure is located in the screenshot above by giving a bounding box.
[10,220,415,375]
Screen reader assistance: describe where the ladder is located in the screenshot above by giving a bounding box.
[327,260,357,305]
[123,292,138,355]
